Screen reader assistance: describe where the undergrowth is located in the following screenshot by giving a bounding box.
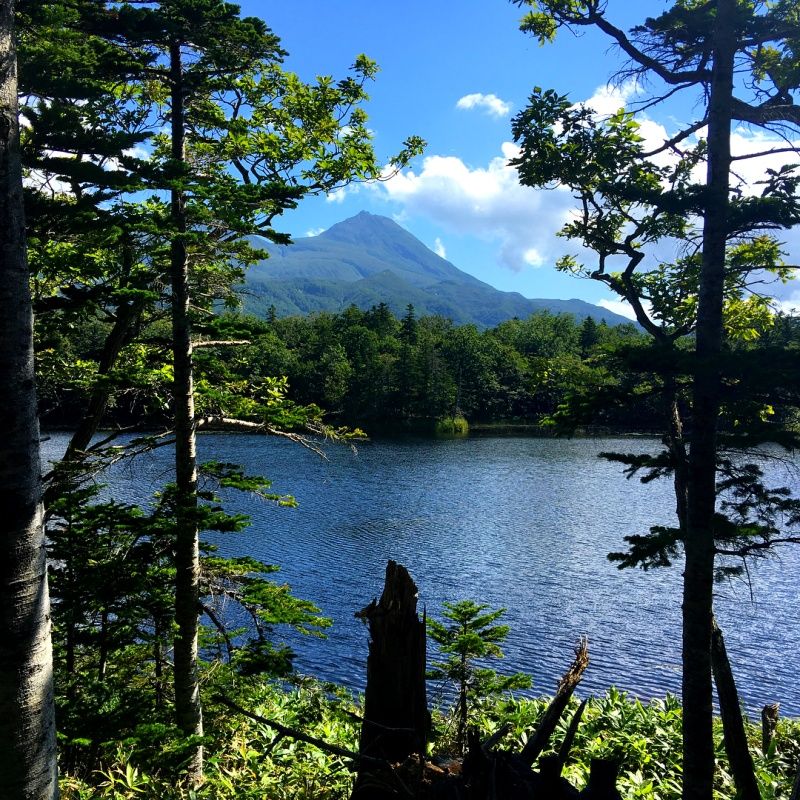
[60,680,800,799]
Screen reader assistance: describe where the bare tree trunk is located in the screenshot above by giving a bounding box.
[682,3,736,799]
[457,648,468,755]
[0,3,59,796]
[354,561,429,764]
[711,618,760,800]
[169,39,203,782]
[520,638,589,767]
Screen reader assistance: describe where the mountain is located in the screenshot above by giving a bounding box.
[242,212,632,327]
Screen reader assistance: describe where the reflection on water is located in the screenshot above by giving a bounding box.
[41,433,800,714]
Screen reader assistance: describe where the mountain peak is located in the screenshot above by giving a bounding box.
[319,211,411,245]
[243,211,633,327]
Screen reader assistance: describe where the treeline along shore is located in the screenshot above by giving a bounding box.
[38,303,800,436]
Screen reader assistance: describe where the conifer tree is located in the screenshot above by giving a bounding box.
[428,600,530,754]
[19,0,422,783]
[511,2,800,796]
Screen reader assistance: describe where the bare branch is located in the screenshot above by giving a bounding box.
[731,97,800,128]
[194,416,328,457]
[191,339,250,348]
[590,14,712,86]
[200,603,234,662]
[212,694,389,767]
[642,119,708,158]
[730,146,800,162]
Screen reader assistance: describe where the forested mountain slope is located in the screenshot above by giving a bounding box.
[243,212,631,327]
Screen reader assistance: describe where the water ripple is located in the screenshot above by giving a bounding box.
[41,433,800,714]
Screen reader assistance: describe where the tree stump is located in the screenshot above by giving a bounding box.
[762,703,779,753]
[578,759,623,800]
[351,561,430,799]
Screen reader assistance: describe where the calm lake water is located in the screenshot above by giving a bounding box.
[42,433,800,715]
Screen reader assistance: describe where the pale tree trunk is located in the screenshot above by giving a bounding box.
[169,39,203,782]
[682,2,735,798]
[0,2,59,797]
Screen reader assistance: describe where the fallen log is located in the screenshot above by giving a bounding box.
[711,618,760,800]
[520,637,589,767]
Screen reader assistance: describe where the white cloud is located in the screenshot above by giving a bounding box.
[456,93,512,118]
[580,81,639,118]
[433,237,447,258]
[122,145,150,160]
[378,141,575,271]
[523,248,544,267]
[326,186,351,204]
[374,82,800,299]
[774,287,800,315]
[306,227,326,237]
[596,298,646,321]
[728,127,800,197]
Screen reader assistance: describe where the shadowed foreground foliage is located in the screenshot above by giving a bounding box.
[59,676,800,800]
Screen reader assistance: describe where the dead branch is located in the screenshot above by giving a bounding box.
[192,339,251,348]
[558,698,588,770]
[520,637,589,767]
[213,694,389,769]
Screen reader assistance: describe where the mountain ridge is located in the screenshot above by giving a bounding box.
[242,211,632,327]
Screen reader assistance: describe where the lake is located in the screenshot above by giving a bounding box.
[41,432,800,715]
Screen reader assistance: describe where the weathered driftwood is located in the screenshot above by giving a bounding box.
[761,702,780,753]
[520,637,590,766]
[711,618,760,800]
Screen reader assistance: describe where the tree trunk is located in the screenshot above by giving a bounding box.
[711,618,760,800]
[681,2,735,799]
[0,2,59,796]
[457,647,468,755]
[169,38,203,782]
[354,561,429,764]
[665,377,689,533]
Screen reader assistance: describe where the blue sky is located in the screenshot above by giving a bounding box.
[243,1,800,317]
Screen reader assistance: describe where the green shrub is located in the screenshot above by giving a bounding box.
[60,681,800,800]
[434,415,469,437]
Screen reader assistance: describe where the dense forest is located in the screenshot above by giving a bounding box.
[39,303,800,435]
[2,1,800,800]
